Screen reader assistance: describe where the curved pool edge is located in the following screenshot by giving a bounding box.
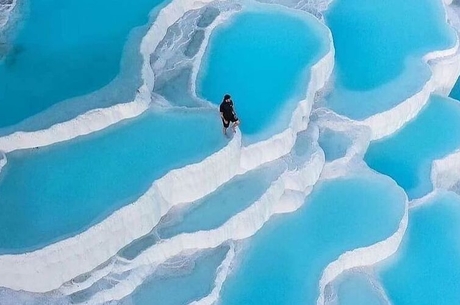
[358,0,460,141]
[0,0,215,153]
[316,185,408,305]
[77,131,326,304]
[0,9,334,292]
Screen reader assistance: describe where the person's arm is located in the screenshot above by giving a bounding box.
[220,111,228,123]
[231,103,237,118]
[219,104,228,122]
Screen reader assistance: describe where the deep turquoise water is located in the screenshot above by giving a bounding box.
[0,109,226,253]
[365,95,460,199]
[0,0,166,128]
[198,6,328,138]
[325,0,455,119]
[450,77,460,100]
[219,174,405,305]
[378,192,460,305]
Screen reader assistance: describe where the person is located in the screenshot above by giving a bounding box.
[219,94,240,136]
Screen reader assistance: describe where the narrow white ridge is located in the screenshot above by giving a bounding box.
[0,96,150,153]
[408,190,440,210]
[431,149,460,192]
[58,258,117,296]
[316,177,409,305]
[0,151,6,174]
[188,243,237,305]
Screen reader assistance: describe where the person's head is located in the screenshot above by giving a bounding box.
[223,94,231,103]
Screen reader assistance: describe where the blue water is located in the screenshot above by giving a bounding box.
[119,247,229,305]
[68,246,227,305]
[335,272,387,305]
[324,0,455,119]
[119,234,159,261]
[0,109,226,253]
[449,77,460,100]
[2,0,460,303]
[378,191,460,305]
[158,160,286,239]
[318,128,351,161]
[219,173,405,305]
[197,5,328,138]
[365,95,460,199]
[0,0,166,128]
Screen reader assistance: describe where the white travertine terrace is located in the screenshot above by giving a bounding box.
[0,1,334,293]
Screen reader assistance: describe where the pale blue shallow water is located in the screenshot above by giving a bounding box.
[318,128,351,161]
[219,173,405,305]
[118,247,229,305]
[0,109,226,253]
[333,272,387,305]
[377,191,460,305]
[197,6,328,138]
[158,160,286,239]
[63,246,229,305]
[324,0,455,119]
[365,95,460,199]
[0,0,166,128]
